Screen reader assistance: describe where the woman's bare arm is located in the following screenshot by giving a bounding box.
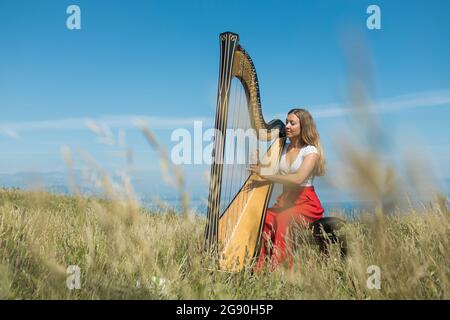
[250,153,318,187]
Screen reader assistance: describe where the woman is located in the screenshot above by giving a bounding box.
[250,108,326,270]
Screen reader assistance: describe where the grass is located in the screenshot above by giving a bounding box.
[0,187,448,299]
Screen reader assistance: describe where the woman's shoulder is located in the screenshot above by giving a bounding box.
[301,144,318,156]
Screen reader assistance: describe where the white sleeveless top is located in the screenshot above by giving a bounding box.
[278,144,318,186]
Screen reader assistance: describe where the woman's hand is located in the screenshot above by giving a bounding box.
[247,164,272,187]
[249,164,268,181]
[249,164,271,183]
[249,164,261,175]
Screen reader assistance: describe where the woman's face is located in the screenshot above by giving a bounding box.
[285,113,301,140]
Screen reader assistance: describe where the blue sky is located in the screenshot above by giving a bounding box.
[0,0,449,204]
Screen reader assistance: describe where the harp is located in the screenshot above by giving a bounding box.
[204,32,286,271]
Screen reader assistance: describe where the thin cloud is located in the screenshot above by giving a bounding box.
[0,115,213,139]
[377,90,450,112]
[272,89,450,120]
[1,89,449,139]
[0,128,20,139]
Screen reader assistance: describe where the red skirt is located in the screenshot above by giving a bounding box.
[256,186,324,270]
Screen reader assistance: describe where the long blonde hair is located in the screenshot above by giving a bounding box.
[287,108,326,176]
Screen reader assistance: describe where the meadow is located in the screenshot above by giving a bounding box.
[0,186,448,299]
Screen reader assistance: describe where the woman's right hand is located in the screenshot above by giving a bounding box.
[249,164,261,175]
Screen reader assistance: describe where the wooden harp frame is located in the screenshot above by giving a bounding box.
[204,32,286,272]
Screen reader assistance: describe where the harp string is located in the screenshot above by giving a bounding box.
[237,79,245,238]
[234,74,246,239]
[222,77,238,239]
[214,35,232,243]
[222,79,238,209]
[222,77,236,239]
[208,34,230,248]
[219,39,228,233]
[207,34,224,246]
[221,63,254,242]
[235,75,245,239]
[239,79,247,238]
[231,77,242,236]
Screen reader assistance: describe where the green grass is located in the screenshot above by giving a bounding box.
[0,187,448,299]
